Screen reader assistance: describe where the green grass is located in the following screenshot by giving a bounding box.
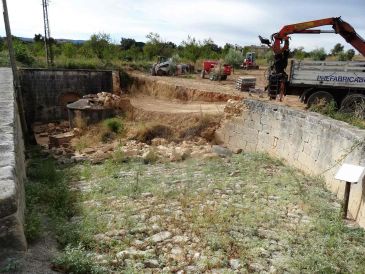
[25,149,365,273]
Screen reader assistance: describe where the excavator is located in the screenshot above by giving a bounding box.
[259,17,365,115]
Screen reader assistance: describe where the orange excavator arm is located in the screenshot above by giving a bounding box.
[260,17,365,56]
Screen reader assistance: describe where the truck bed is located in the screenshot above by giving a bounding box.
[289,60,365,89]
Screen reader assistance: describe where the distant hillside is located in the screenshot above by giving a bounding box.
[15,36,86,45]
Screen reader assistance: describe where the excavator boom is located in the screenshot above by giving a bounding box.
[262,17,365,56]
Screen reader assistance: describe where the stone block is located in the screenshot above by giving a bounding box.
[0,179,18,219]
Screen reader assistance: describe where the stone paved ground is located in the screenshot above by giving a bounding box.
[24,151,365,273]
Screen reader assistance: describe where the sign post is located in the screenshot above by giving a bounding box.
[335,164,365,219]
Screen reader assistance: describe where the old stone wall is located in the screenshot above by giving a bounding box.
[19,69,115,125]
[0,68,27,251]
[216,99,365,227]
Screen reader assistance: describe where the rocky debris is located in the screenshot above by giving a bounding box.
[149,231,172,243]
[49,132,74,148]
[83,92,133,112]
[151,138,169,146]
[116,248,153,260]
[211,145,233,158]
[223,99,246,118]
[229,259,241,270]
[144,259,160,268]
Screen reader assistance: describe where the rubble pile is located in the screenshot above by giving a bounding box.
[67,138,230,165]
[223,99,246,118]
[83,92,133,112]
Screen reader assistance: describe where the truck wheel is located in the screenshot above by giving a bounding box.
[340,94,365,119]
[307,91,335,108]
[220,75,227,80]
[201,70,205,79]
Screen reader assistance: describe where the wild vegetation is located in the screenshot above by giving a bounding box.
[0,33,359,71]
[23,148,365,273]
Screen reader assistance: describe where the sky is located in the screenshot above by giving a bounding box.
[2,0,365,52]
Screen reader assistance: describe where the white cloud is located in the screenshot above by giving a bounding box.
[1,0,364,52]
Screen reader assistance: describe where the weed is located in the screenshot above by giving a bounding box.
[309,100,365,129]
[104,117,124,134]
[135,123,174,144]
[112,148,127,163]
[25,154,77,243]
[180,114,220,140]
[74,135,93,152]
[24,208,42,242]
[52,244,104,274]
[142,148,159,164]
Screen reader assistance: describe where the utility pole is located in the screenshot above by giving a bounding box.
[42,0,54,67]
[2,0,28,139]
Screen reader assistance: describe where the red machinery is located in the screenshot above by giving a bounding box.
[201,60,232,80]
[241,52,259,70]
[259,17,365,100]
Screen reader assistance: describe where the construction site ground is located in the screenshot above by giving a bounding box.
[128,67,306,112]
[5,66,365,274]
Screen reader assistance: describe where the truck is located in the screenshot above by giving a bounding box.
[200,60,232,81]
[259,17,365,116]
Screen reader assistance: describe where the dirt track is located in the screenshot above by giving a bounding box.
[127,67,306,114]
[130,96,225,114]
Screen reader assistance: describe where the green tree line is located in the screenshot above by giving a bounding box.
[0,33,358,70]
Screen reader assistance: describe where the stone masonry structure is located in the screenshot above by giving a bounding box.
[19,69,115,126]
[0,68,27,251]
[216,99,365,227]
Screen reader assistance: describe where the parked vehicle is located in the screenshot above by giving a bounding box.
[151,56,175,76]
[259,17,365,115]
[201,60,232,81]
[241,52,259,70]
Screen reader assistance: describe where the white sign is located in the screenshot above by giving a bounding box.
[335,164,365,184]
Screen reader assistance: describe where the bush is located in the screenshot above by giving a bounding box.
[53,244,103,274]
[310,48,327,61]
[104,117,123,133]
[135,124,174,144]
[13,40,34,65]
[224,48,244,68]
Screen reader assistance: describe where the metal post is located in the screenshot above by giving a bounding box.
[343,181,351,219]
[2,0,29,141]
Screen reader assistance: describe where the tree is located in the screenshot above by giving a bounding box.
[120,38,136,50]
[292,47,306,60]
[13,39,34,65]
[337,49,356,61]
[222,43,233,55]
[331,43,344,55]
[179,36,202,62]
[89,33,112,59]
[34,34,44,42]
[143,32,175,59]
[346,49,355,60]
[62,42,77,58]
[310,48,327,61]
[224,48,244,68]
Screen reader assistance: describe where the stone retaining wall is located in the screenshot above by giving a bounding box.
[215,99,365,227]
[0,68,27,251]
[19,69,116,125]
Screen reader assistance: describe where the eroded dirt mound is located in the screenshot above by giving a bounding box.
[128,73,244,102]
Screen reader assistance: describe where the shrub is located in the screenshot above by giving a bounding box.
[310,48,327,61]
[104,118,123,134]
[135,124,173,144]
[13,40,35,66]
[224,48,244,68]
[53,244,103,274]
